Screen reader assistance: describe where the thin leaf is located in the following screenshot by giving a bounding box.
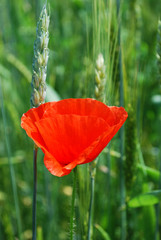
[138,164,161,183]
[6,54,32,82]
[128,190,161,208]
[95,224,111,240]
[37,227,43,240]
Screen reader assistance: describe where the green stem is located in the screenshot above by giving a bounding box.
[107,144,111,233]
[88,165,96,240]
[116,0,126,239]
[32,146,38,240]
[0,79,23,240]
[70,166,77,240]
[155,148,161,240]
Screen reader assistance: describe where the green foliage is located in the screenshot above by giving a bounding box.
[128,190,161,208]
[138,164,161,183]
[95,224,111,240]
[125,104,137,194]
[0,0,161,239]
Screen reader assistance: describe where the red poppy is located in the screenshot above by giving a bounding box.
[21,98,128,177]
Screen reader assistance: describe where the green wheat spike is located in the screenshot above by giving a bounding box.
[31,5,50,107]
[95,53,106,103]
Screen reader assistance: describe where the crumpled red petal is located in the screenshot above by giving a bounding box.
[35,115,109,162]
[21,98,128,177]
[42,98,115,123]
[35,114,109,176]
[21,103,53,152]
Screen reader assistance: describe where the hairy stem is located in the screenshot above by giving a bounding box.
[88,166,96,240]
[32,146,38,240]
[70,167,77,240]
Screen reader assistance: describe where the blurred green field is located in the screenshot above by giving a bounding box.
[0,0,161,239]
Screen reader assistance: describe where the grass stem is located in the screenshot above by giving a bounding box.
[70,166,77,240]
[155,148,161,240]
[32,145,38,240]
[0,79,23,240]
[87,166,96,240]
[116,0,126,239]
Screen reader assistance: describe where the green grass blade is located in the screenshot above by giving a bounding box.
[0,79,23,239]
[128,190,161,208]
[95,224,111,240]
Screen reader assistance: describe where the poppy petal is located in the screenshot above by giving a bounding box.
[82,107,127,164]
[21,113,45,150]
[64,106,127,170]
[21,104,53,151]
[43,98,115,123]
[35,114,109,166]
[44,153,71,177]
[109,106,128,125]
[21,99,128,177]
[63,129,113,170]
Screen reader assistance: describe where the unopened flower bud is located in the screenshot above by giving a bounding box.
[95,70,101,84]
[37,52,43,66]
[39,70,46,84]
[42,49,49,66]
[39,85,46,102]
[42,8,50,31]
[32,71,39,88]
[95,53,106,102]
[95,86,99,97]
[32,89,40,107]
[96,53,104,70]
[156,53,160,60]
[40,33,49,49]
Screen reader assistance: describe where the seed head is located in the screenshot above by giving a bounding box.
[96,53,105,70]
[94,53,106,102]
[31,5,50,108]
